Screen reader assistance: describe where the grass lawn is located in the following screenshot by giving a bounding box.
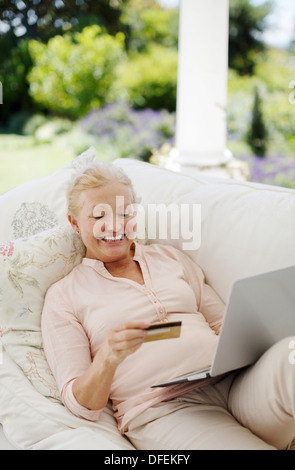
[0,134,75,194]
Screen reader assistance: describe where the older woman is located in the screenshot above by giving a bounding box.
[42,162,295,450]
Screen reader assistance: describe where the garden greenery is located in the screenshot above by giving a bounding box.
[28,26,125,118]
[114,44,178,111]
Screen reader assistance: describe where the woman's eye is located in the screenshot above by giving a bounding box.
[122,211,136,217]
[92,212,134,219]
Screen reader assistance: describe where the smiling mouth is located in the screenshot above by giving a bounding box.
[99,234,126,242]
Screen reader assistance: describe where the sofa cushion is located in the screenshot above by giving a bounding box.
[0,225,85,401]
[0,348,133,450]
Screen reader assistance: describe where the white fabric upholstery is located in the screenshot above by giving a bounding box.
[114,159,295,303]
[0,152,294,450]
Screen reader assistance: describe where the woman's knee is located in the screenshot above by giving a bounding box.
[229,336,295,449]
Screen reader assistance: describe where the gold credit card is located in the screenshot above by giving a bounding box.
[144,321,182,342]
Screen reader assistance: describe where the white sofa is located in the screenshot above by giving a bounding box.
[0,147,295,450]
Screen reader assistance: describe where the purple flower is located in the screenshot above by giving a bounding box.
[79,102,176,161]
[239,154,295,188]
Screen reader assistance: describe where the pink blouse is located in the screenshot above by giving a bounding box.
[41,242,225,433]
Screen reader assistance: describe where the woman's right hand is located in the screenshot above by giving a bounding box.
[72,320,150,411]
[101,320,150,368]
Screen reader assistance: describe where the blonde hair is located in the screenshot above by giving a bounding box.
[67,162,137,218]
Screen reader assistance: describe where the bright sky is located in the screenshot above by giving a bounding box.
[159,0,295,48]
[252,0,295,48]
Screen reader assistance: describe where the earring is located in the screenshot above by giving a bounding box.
[76,229,80,234]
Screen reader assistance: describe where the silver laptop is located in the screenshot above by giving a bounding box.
[152,265,295,388]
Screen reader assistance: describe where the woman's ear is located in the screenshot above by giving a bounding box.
[68,214,79,233]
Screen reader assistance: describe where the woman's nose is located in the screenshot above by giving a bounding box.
[104,216,123,232]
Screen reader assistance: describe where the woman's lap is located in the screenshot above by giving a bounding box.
[126,337,295,450]
[125,375,274,450]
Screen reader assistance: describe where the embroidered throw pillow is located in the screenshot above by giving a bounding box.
[0,225,85,401]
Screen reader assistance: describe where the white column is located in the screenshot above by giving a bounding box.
[168,0,231,171]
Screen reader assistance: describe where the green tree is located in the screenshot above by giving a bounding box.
[229,0,273,75]
[120,0,178,51]
[0,38,34,126]
[247,86,269,157]
[115,44,178,111]
[0,0,129,40]
[0,0,132,125]
[28,25,125,118]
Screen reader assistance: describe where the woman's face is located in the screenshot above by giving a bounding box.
[69,182,137,263]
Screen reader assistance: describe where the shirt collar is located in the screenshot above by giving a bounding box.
[82,241,143,271]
